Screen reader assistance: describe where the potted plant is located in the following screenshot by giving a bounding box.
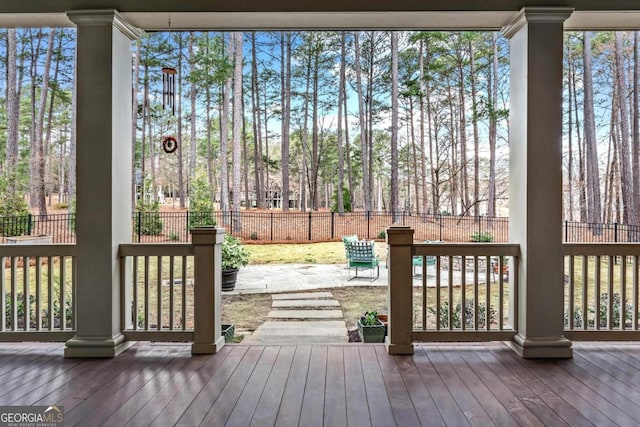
[221,234,250,291]
[357,311,386,343]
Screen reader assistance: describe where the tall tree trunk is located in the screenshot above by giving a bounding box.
[344,75,354,209]
[5,29,19,191]
[29,29,43,207]
[367,32,375,210]
[281,33,292,211]
[457,44,469,214]
[446,74,458,215]
[390,32,399,220]
[300,40,312,213]
[251,32,265,209]
[469,39,480,217]
[571,45,585,222]
[220,33,232,216]
[33,29,55,215]
[487,33,498,217]
[44,29,63,207]
[633,31,640,224]
[583,31,602,224]
[419,39,429,215]
[177,33,185,209]
[242,89,249,210]
[189,32,197,203]
[614,32,634,224]
[409,98,420,214]
[311,41,320,211]
[354,32,370,212]
[336,32,346,214]
[567,42,574,221]
[232,32,243,230]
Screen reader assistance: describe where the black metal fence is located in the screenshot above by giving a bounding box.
[563,220,640,243]
[1,211,640,244]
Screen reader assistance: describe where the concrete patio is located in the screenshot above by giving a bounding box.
[231,262,492,294]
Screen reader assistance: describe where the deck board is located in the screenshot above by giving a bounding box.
[274,345,311,427]
[344,346,373,427]
[0,342,638,426]
[299,345,327,427]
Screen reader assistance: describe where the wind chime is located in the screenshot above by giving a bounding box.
[161,66,178,153]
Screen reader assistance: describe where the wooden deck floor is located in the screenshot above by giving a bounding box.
[0,342,639,426]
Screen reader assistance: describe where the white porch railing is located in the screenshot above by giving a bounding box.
[119,227,225,353]
[411,243,519,342]
[0,244,76,341]
[563,243,640,340]
[119,244,195,342]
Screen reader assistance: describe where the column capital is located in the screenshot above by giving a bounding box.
[502,7,573,39]
[191,227,225,245]
[67,9,143,40]
[386,225,414,245]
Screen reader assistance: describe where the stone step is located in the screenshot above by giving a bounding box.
[268,309,344,320]
[241,334,348,344]
[250,320,348,337]
[272,299,340,308]
[272,292,334,300]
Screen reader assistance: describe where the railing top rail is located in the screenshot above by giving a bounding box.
[119,243,194,257]
[563,242,640,256]
[0,244,76,257]
[413,243,520,257]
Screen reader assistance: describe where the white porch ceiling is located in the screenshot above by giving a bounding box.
[0,1,639,30]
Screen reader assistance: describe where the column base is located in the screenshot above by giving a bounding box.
[64,334,133,358]
[192,336,225,354]
[508,333,573,358]
[385,337,414,355]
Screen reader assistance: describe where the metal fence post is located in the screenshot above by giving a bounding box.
[615,223,618,243]
[367,211,371,240]
[270,212,274,241]
[308,212,312,241]
[137,211,142,243]
[27,214,33,235]
[564,221,568,242]
[185,211,190,240]
[331,211,335,240]
[439,214,443,241]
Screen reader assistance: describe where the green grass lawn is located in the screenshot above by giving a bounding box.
[246,241,386,264]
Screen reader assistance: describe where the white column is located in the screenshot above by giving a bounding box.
[65,10,141,357]
[503,7,573,358]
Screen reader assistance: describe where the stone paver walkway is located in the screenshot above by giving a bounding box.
[242,291,348,344]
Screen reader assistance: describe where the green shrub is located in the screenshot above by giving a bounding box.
[5,293,72,329]
[188,172,216,229]
[168,231,180,241]
[331,187,352,213]
[134,199,163,236]
[0,174,30,236]
[221,234,250,270]
[54,202,68,209]
[250,231,258,240]
[597,293,632,328]
[377,230,386,239]
[430,300,496,329]
[470,231,493,242]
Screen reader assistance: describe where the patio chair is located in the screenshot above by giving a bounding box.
[342,234,359,267]
[346,240,380,281]
[412,240,441,276]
